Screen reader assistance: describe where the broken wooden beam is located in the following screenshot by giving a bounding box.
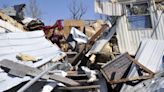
[101,52,154,84]
[109,75,153,84]
[88,24,109,45]
[57,85,100,90]
[0,11,26,31]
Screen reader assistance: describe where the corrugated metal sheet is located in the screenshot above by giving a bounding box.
[94,0,122,16]
[0,30,66,91]
[116,10,164,55]
[0,31,65,68]
[120,39,164,92]
[0,71,31,91]
[136,39,164,73]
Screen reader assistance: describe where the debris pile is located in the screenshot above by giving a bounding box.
[0,0,163,91]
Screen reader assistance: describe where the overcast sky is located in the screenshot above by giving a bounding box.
[0,0,99,25]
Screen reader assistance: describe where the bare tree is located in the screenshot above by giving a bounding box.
[26,0,41,18]
[69,0,87,20]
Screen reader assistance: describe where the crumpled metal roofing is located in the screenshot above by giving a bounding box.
[0,30,65,91]
[120,39,164,92]
[0,70,31,91]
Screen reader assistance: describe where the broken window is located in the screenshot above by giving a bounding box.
[126,3,152,29]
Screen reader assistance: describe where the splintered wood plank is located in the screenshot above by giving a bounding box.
[49,74,79,86]
[57,85,100,90]
[0,11,26,31]
[0,59,79,86]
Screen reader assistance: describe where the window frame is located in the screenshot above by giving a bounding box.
[125,2,153,30]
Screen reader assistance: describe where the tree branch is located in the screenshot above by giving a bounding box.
[68,0,87,20]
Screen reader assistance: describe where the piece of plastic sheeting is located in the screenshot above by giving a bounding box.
[70,27,88,44]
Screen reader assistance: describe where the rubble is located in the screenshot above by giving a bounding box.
[126,72,164,92]
[0,0,163,91]
[25,19,44,31]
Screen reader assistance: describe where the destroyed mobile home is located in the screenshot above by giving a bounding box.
[0,0,163,92]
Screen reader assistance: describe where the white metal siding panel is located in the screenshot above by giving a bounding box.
[116,10,164,55]
[116,16,145,55]
[136,39,164,72]
[156,11,164,40]
[95,0,122,16]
